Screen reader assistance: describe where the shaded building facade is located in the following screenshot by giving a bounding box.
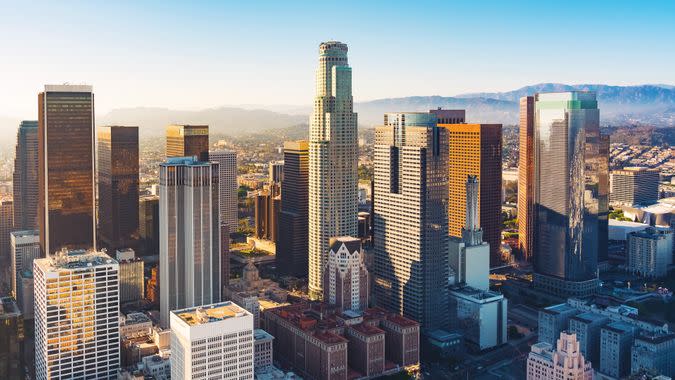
[439,122,503,266]
[533,91,601,298]
[13,120,39,230]
[98,126,139,252]
[254,184,280,242]
[323,237,369,312]
[277,140,309,278]
[139,195,159,256]
[518,96,535,261]
[210,150,238,231]
[38,84,96,255]
[165,124,209,161]
[373,112,449,331]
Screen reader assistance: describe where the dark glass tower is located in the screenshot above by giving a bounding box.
[533,91,600,298]
[166,124,209,161]
[13,120,39,230]
[38,85,96,255]
[277,140,309,277]
[98,126,139,252]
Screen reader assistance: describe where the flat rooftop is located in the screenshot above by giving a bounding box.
[173,301,249,326]
[542,303,578,315]
[449,285,504,301]
[34,249,117,272]
[0,297,21,318]
[349,323,384,337]
[254,329,274,342]
[603,321,636,334]
[572,312,608,324]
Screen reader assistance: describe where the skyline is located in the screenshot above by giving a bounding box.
[1,1,675,119]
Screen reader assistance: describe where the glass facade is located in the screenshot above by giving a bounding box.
[166,124,209,161]
[13,120,39,231]
[533,91,600,297]
[38,86,96,255]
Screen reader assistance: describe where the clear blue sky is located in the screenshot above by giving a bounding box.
[1,0,674,118]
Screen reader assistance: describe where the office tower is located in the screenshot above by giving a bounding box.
[116,248,144,304]
[166,124,209,161]
[526,332,593,380]
[0,200,14,269]
[627,227,673,278]
[276,140,309,277]
[448,286,507,350]
[429,108,465,124]
[38,84,96,255]
[13,120,39,230]
[0,297,23,380]
[254,329,274,375]
[139,195,159,255]
[98,126,139,252]
[569,312,609,367]
[610,167,660,206]
[538,303,580,346]
[439,122,502,266]
[231,292,261,329]
[170,302,254,380]
[268,160,284,184]
[518,96,535,261]
[210,149,238,231]
[308,41,358,299]
[18,271,34,319]
[33,250,120,380]
[373,112,449,330]
[448,176,490,290]
[599,134,610,263]
[533,91,601,298]
[159,156,221,328]
[10,230,39,299]
[253,185,280,242]
[323,236,369,312]
[146,265,159,305]
[599,322,636,379]
[631,331,675,377]
[221,223,230,290]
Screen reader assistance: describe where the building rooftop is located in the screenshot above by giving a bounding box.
[10,229,39,239]
[603,321,636,334]
[173,301,250,326]
[122,312,152,325]
[635,331,675,345]
[541,302,578,316]
[162,156,210,166]
[349,323,384,337]
[34,249,117,272]
[572,312,608,324]
[44,84,92,93]
[254,329,274,342]
[0,297,21,318]
[449,285,504,301]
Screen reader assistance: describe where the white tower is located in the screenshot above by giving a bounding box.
[308,41,358,299]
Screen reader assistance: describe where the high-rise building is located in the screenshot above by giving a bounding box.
[10,230,40,301]
[13,120,39,230]
[533,91,601,298]
[373,112,449,330]
[569,312,609,367]
[599,134,610,263]
[627,227,673,279]
[116,248,145,304]
[33,249,120,380]
[439,122,502,266]
[210,150,238,231]
[159,156,221,328]
[276,140,309,278]
[323,236,369,312]
[253,184,280,242]
[538,303,580,346]
[268,160,284,184]
[166,124,209,161]
[610,167,660,207]
[98,126,139,252]
[526,331,593,380]
[448,286,507,351]
[0,297,23,380]
[38,84,96,255]
[308,41,358,299]
[139,195,159,256]
[518,96,535,261]
[429,108,465,124]
[0,200,14,271]
[448,176,490,291]
[170,301,254,380]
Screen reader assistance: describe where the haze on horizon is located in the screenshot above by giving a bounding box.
[1,0,674,119]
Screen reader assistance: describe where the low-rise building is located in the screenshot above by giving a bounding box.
[0,297,23,380]
[120,312,153,339]
[599,321,637,379]
[448,285,507,351]
[627,227,673,279]
[631,331,675,378]
[345,323,385,377]
[527,331,593,380]
[254,329,274,375]
[538,303,580,346]
[569,312,609,367]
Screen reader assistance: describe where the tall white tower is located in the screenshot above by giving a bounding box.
[308,41,358,299]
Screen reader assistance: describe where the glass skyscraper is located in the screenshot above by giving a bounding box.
[533,91,600,298]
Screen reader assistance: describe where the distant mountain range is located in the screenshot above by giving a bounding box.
[0,83,673,144]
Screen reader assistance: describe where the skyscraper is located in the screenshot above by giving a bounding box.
[139,195,160,255]
[518,96,535,261]
[610,167,659,207]
[599,134,610,263]
[308,41,358,299]
[38,84,96,256]
[166,124,209,161]
[0,297,24,380]
[10,230,40,300]
[98,126,139,252]
[13,120,39,230]
[533,91,601,298]
[439,122,503,266]
[210,149,238,231]
[277,140,309,278]
[159,156,221,328]
[0,200,14,274]
[33,250,120,380]
[373,112,449,331]
[253,185,280,242]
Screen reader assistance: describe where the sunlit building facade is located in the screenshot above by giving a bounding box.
[518,96,535,261]
[308,41,358,299]
[166,124,209,162]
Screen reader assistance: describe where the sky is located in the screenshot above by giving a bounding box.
[1,0,674,119]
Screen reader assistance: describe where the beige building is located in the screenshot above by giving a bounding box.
[323,236,368,312]
[527,331,593,380]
